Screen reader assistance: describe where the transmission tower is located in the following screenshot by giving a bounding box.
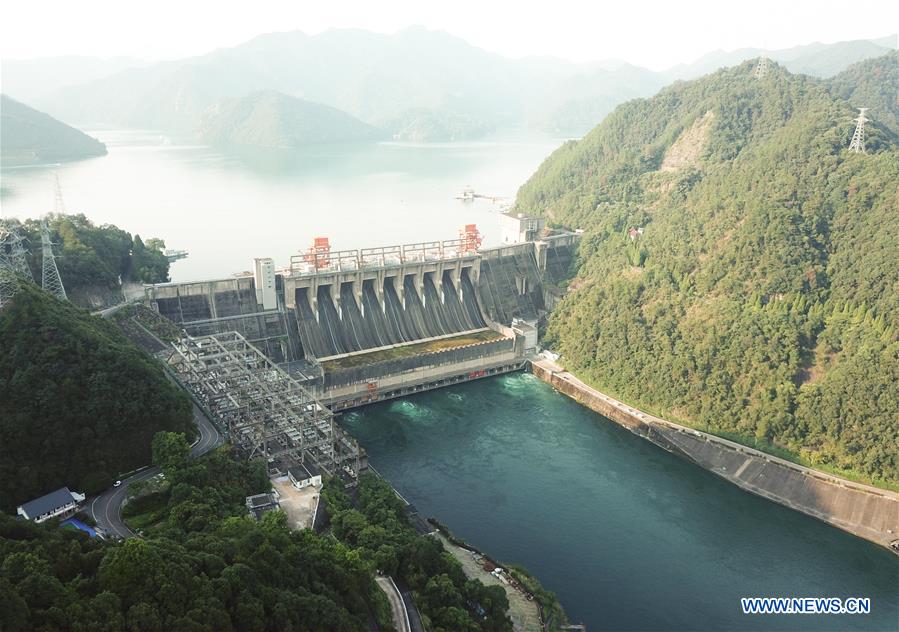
[0,222,34,282]
[41,220,67,300]
[753,56,770,80]
[0,222,34,310]
[848,108,869,154]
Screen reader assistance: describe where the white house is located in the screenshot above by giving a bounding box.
[499,211,545,244]
[17,487,86,523]
[288,465,322,490]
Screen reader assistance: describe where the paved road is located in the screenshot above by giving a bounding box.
[89,404,223,539]
[376,576,411,632]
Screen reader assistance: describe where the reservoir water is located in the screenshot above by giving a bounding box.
[342,373,899,631]
[0,129,562,282]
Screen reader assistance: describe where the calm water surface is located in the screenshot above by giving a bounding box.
[0,130,562,281]
[342,373,898,631]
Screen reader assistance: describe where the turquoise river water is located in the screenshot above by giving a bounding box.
[342,372,898,631]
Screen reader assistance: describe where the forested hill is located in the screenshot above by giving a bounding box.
[828,50,899,136]
[198,91,385,147]
[0,283,193,511]
[0,94,107,166]
[10,214,171,309]
[516,56,899,486]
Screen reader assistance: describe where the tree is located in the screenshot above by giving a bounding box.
[151,432,191,478]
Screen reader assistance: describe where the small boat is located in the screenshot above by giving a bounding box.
[454,186,476,202]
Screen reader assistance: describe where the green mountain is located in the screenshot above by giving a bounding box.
[198,90,384,147]
[828,51,899,135]
[0,94,107,165]
[517,56,899,486]
[0,283,193,511]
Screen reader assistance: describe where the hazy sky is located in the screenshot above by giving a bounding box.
[1,0,895,69]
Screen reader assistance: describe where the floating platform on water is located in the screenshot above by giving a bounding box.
[164,249,188,262]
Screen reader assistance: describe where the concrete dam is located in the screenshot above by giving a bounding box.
[146,228,578,409]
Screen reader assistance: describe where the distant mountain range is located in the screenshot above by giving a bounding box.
[660,35,897,81]
[0,94,107,166]
[1,30,895,144]
[0,55,147,103]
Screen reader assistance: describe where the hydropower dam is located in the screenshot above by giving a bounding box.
[141,223,898,555]
[145,225,579,410]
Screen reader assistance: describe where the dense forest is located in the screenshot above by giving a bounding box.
[827,51,899,136]
[0,284,193,511]
[516,54,899,487]
[0,438,373,631]
[0,94,107,166]
[0,432,515,631]
[322,475,512,632]
[9,214,170,307]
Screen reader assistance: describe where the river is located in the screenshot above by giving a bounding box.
[0,130,562,282]
[342,373,898,631]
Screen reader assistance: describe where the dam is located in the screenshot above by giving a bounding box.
[145,222,579,409]
[141,219,898,556]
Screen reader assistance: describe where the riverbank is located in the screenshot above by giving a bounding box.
[429,520,570,632]
[530,358,899,553]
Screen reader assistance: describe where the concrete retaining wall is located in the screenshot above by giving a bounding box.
[531,360,899,552]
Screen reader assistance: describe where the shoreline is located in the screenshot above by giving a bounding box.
[428,519,572,632]
[530,358,899,553]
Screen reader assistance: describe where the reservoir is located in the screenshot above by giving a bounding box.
[342,372,899,631]
[0,129,562,282]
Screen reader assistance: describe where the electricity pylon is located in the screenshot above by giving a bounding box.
[848,108,869,154]
[41,220,67,300]
[0,222,33,310]
[0,222,33,281]
[753,56,770,80]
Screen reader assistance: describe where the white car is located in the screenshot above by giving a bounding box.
[113,480,122,487]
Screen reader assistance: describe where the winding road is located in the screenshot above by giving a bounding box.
[88,404,223,539]
[376,576,412,632]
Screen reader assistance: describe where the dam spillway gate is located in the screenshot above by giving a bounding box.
[148,231,579,410]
